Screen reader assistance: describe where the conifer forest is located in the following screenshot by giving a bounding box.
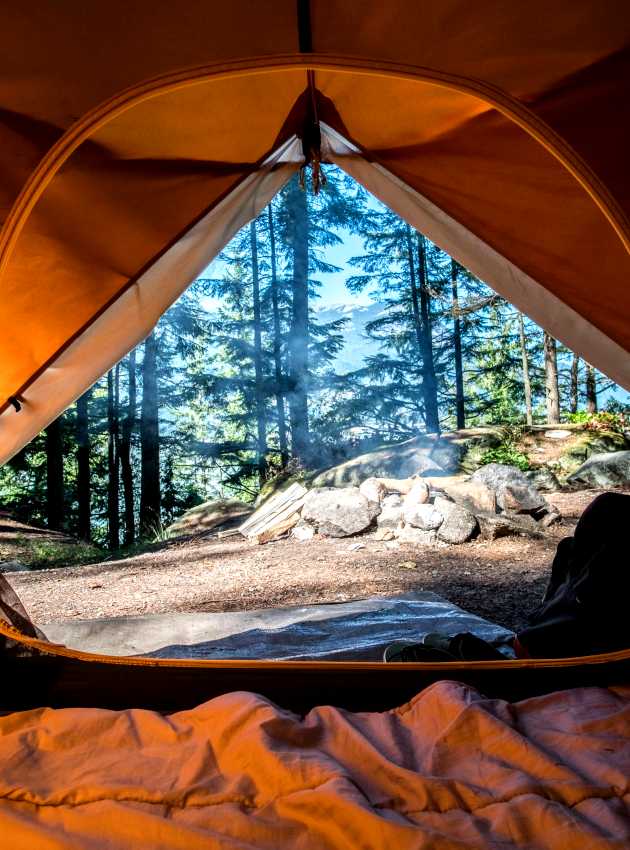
[1,167,626,548]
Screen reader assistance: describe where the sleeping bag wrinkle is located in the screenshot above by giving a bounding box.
[0,681,627,849]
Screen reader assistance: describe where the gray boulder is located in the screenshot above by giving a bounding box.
[376,494,405,530]
[395,526,438,545]
[427,477,497,514]
[471,463,547,513]
[404,503,443,531]
[301,487,380,537]
[311,435,463,487]
[434,496,478,544]
[477,513,542,540]
[526,467,561,492]
[567,451,630,488]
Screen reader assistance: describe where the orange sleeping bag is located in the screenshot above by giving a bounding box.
[0,680,628,849]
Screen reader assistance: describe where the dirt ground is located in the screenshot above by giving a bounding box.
[6,489,610,633]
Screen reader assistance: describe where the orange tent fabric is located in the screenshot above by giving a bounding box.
[0,680,628,849]
[0,1,629,461]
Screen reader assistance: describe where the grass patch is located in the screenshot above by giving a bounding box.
[19,538,104,570]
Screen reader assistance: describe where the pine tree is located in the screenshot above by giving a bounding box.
[267,203,289,467]
[106,368,120,549]
[415,233,440,432]
[250,218,268,484]
[451,260,465,429]
[285,177,311,464]
[76,390,91,540]
[45,417,64,530]
[119,350,136,545]
[570,354,580,414]
[518,313,533,426]
[544,332,560,423]
[140,332,161,535]
[346,207,444,435]
[586,363,598,413]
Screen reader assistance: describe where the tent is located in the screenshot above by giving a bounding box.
[0,0,630,714]
[1,0,630,464]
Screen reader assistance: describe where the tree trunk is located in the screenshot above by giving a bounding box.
[120,350,136,545]
[287,179,311,464]
[45,417,64,531]
[107,367,120,550]
[570,354,580,414]
[518,313,533,426]
[415,232,440,433]
[268,205,289,467]
[140,332,161,537]
[586,363,598,413]
[451,260,465,429]
[405,226,430,427]
[76,390,91,540]
[543,332,560,424]
[250,218,268,485]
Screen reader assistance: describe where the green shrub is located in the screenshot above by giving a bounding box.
[567,411,627,435]
[479,424,530,471]
[480,445,531,471]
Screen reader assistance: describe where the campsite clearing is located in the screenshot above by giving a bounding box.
[8,488,612,633]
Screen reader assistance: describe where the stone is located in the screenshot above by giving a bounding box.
[471,463,547,513]
[395,525,438,545]
[310,434,459,487]
[429,441,464,473]
[477,513,542,540]
[403,479,430,506]
[526,467,561,492]
[382,493,404,508]
[501,483,545,513]
[291,522,315,542]
[301,487,380,537]
[0,560,29,572]
[376,495,405,530]
[540,506,562,528]
[434,497,478,544]
[433,495,455,515]
[169,498,252,537]
[544,429,572,439]
[567,451,630,488]
[373,528,395,541]
[427,477,497,514]
[359,477,388,504]
[404,503,443,530]
[584,432,628,456]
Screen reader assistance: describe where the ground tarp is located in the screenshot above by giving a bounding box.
[42,592,514,660]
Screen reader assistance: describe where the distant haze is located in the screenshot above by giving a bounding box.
[313,301,383,373]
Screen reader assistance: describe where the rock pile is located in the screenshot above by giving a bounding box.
[282,462,560,546]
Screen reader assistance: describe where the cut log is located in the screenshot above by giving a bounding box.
[239,482,308,540]
[253,511,302,544]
